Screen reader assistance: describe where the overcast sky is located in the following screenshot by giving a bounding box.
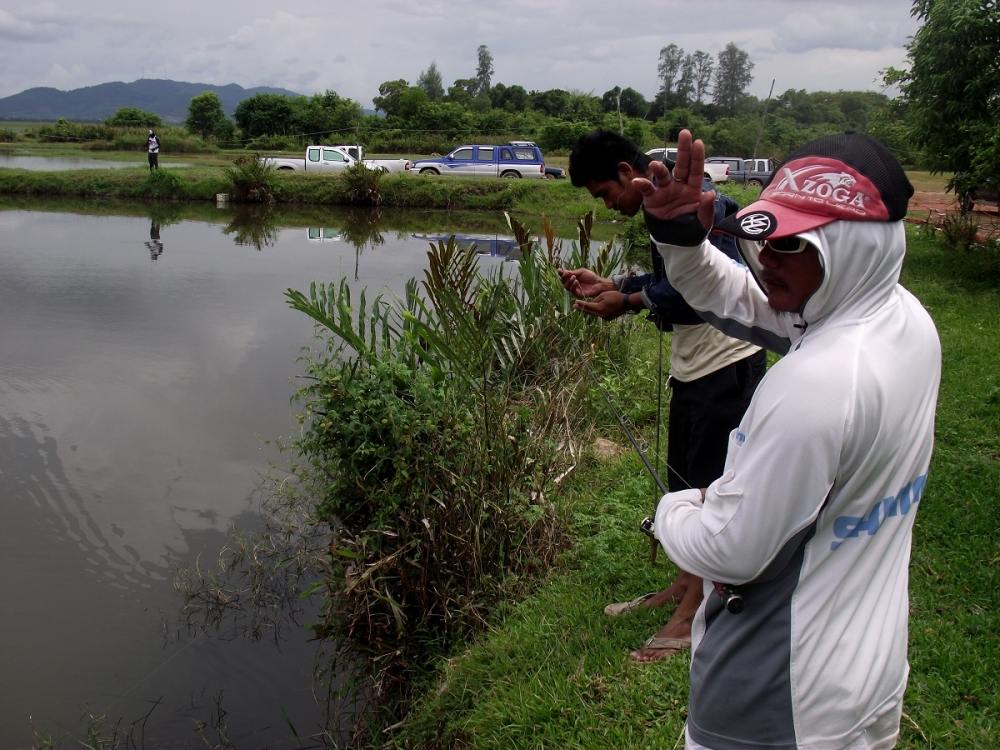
[0,0,920,105]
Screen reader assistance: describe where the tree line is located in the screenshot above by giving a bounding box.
[71,1,996,191]
[168,39,900,162]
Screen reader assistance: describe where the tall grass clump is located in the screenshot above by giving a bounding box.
[283,214,624,726]
[223,153,277,203]
[341,161,386,206]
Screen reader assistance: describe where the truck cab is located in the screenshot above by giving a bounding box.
[412,143,545,179]
[306,145,353,171]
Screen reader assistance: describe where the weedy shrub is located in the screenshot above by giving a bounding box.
[940,210,980,253]
[341,161,386,206]
[282,214,624,715]
[0,128,16,143]
[223,154,277,203]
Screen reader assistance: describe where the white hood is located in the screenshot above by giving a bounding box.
[737,220,906,328]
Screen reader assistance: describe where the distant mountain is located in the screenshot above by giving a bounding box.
[0,78,304,123]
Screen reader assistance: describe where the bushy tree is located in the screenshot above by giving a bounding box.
[446,78,478,105]
[889,0,1000,197]
[676,54,696,105]
[234,94,295,138]
[475,44,495,96]
[600,86,649,118]
[489,83,529,112]
[537,119,590,152]
[691,50,714,104]
[106,107,162,127]
[293,91,363,143]
[186,91,228,139]
[705,116,759,156]
[411,101,475,136]
[373,79,410,116]
[713,42,754,114]
[530,88,572,118]
[417,62,445,100]
[657,44,684,97]
[656,107,711,143]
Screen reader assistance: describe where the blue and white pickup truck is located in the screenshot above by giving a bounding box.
[411,142,546,179]
[261,145,411,173]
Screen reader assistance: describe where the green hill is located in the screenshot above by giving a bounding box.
[0,78,303,123]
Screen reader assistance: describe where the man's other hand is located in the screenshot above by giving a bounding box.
[558,267,615,299]
[573,290,629,320]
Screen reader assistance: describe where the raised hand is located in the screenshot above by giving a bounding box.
[632,129,716,230]
[557,267,615,299]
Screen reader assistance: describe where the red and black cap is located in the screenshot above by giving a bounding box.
[717,133,913,240]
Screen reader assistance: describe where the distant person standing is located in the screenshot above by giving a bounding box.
[146,129,160,171]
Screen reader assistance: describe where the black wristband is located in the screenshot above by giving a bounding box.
[643,210,711,247]
[622,292,640,313]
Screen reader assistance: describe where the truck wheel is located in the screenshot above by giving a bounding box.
[500,171,521,178]
[278,166,294,171]
[420,168,440,176]
[748,178,764,188]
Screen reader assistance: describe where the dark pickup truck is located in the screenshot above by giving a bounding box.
[707,157,776,187]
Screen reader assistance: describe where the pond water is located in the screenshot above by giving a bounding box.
[0,154,190,171]
[0,201,522,747]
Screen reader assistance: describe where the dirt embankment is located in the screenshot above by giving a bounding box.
[907,190,1000,241]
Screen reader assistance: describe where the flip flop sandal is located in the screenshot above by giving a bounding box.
[603,591,657,617]
[629,635,691,663]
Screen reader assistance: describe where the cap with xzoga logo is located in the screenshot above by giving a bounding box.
[717,133,913,240]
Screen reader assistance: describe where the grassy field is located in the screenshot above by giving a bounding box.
[395,227,999,749]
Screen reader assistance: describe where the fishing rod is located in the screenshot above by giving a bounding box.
[591,372,745,615]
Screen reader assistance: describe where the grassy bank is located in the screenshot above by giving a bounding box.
[0,164,602,216]
[394,227,999,749]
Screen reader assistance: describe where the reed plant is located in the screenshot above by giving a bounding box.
[281,214,627,724]
[223,153,277,203]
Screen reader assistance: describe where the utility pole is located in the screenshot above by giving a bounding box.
[752,78,775,158]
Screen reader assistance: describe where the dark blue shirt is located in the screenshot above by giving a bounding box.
[620,186,741,331]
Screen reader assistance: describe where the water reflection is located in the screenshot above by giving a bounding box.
[146,218,165,260]
[222,205,280,251]
[412,231,522,259]
[0,413,162,590]
[1,202,535,745]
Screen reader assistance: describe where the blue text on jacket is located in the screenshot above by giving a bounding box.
[831,474,927,550]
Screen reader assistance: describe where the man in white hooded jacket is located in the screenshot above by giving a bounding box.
[633,130,941,749]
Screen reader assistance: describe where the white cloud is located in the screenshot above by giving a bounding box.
[0,0,921,102]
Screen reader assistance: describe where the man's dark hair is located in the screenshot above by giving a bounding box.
[568,130,651,187]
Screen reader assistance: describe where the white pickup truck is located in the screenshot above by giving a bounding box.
[645,147,729,183]
[261,145,411,173]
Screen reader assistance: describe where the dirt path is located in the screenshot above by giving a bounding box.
[907,189,1000,240]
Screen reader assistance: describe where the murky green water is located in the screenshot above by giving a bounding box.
[0,200,525,747]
